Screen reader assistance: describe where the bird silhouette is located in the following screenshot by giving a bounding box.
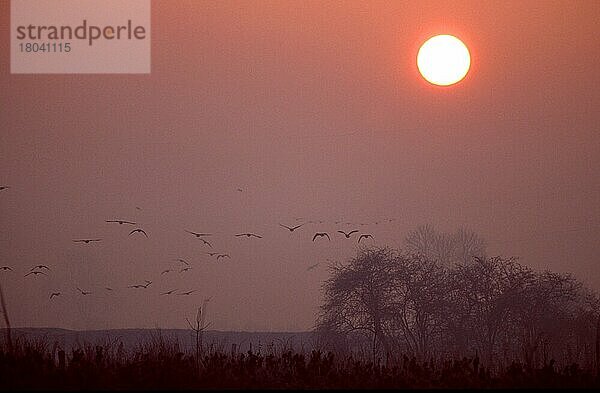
[73,239,102,244]
[206,252,219,257]
[216,254,230,260]
[236,188,243,192]
[178,290,196,296]
[175,258,190,265]
[76,287,91,295]
[307,263,319,271]
[30,265,50,271]
[0,186,9,191]
[106,219,136,225]
[161,269,172,275]
[338,230,359,238]
[312,232,331,241]
[180,267,192,273]
[199,238,213,248]
[49,292,61,299]
[279,223,304,232]
[186,230,212,238]
[105,287,113,291]
[129,228,148,238]
[358,234,374,243]
[24,271,47,277]
[0,266,12,271]
[235,233,262,238]
[161,289,177,295]
[129,281,151,289]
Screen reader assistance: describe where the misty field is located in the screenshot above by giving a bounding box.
[2,241,600,389]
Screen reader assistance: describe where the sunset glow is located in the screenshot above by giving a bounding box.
[3,0,600,389]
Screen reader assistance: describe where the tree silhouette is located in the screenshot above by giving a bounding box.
[317,247,398,363]
[186,297,212,374]
[387,253,448,360]
[404,224,486,265]
[317,246,599,370]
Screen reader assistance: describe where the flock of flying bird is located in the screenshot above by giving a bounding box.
[0,185,388,303]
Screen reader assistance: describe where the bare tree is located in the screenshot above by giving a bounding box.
[512,271,581,368]
[404,224,439,259]
[317,247,451,361]
[405,224,486,266]
[316,247,398,363]
[186,297,212,373]
[449,256,535,364]
[317,243,599,370]
[387,253,449,360]
[452,227,487,264]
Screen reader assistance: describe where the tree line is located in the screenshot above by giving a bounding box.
[316,225,600,372]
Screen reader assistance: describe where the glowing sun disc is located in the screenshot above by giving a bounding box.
[417,35,470,86]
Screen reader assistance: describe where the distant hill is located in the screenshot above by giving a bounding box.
[0,328,318,354]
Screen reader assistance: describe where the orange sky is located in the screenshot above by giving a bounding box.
[0,0,599,331]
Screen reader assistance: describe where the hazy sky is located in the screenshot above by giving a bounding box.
[1,0,599,331]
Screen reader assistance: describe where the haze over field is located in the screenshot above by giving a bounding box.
[0,0,599,332]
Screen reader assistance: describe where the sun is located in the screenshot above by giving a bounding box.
[417,35,471,86]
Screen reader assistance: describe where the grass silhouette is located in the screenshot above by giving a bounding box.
[1,332,599,389]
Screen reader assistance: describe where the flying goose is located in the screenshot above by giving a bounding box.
[24,271,47,277]
[312,232,331,241]
[129,228,148,238]
[106,219,136,225]
[279,223,304,232]
[185,230,212,238]
[30,265,50,271]
[235,233,262,238]
[358,234,374,243]
[337,230,359,239]
[199,238,213,248]
[76,287,91,295]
